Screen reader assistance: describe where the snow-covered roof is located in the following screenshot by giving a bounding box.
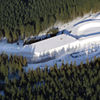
[28,34,76,55]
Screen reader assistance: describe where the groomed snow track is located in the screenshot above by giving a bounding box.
[72,19,100,37]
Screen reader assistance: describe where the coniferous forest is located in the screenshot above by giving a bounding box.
[0,0,100,100]
[1,0,100,42]
[0,54,100,100]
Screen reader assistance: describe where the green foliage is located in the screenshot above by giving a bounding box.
[0,53,27,81]
[0,55,100,100]
[47,28,59,35]
[1,0,100,42]
[23,27,59,45]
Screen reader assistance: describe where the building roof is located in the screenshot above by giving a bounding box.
[27,34,76,55]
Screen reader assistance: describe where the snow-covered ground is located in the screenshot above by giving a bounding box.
[0,90,4,96]
[0,12,100,71]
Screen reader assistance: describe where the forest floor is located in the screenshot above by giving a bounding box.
[0,12,100,71]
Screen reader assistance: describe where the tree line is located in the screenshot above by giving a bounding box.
[0,55,100,100]
[0,0,100,42]
[0,53,27,82]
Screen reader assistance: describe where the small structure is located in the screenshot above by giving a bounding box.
[27,34,77,56]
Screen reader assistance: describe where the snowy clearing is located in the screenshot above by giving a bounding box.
[0,12,100,71]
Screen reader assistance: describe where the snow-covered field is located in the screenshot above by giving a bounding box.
[0,12,100,71]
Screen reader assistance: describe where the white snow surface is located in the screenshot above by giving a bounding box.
[1,12,100,71]
[72,20,100,36]
[28,34,76,55]
[0,90,4,96]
